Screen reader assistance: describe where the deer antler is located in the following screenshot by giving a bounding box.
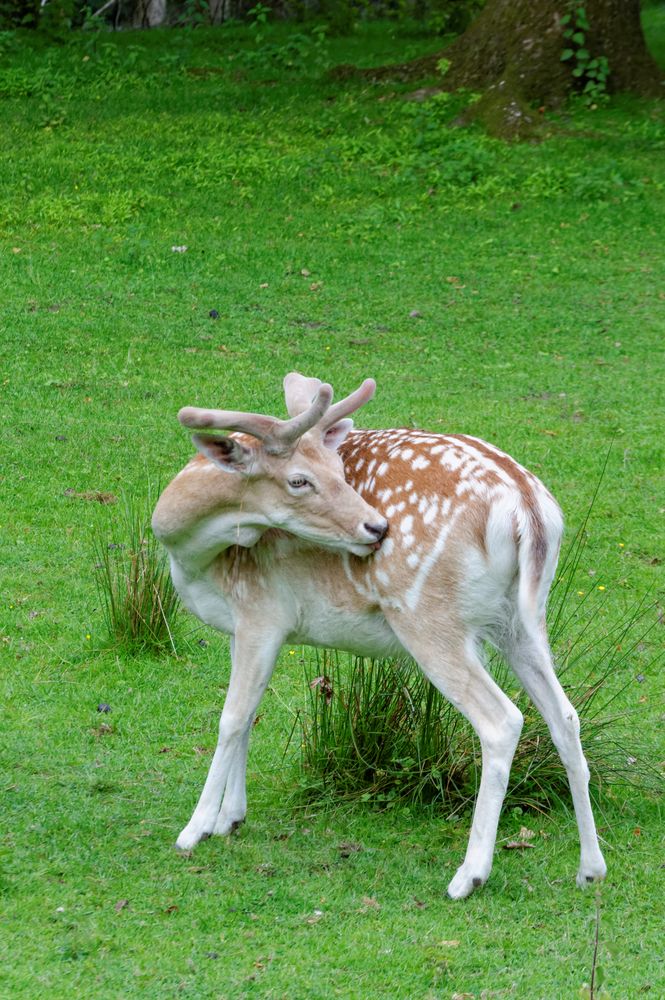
[320,378,376,430]
[178,384,333,455]
[283,372,376,430]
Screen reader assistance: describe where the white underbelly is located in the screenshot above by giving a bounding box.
[289,605,404,660]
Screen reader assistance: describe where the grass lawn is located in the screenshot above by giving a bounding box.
[1,11,663,999]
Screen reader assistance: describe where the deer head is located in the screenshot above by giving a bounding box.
[176,373,388,557]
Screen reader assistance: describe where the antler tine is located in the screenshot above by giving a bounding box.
[283,372,324,418]
[319,378,376,430]
[178,407,279,442]
[272,383,333,449]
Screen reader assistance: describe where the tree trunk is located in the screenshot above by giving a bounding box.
[133,0,165,27]
[333,0,663,139]
[209,0,229,26]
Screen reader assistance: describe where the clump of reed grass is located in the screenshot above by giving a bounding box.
[92,491,179,654]
[297,600,658,814]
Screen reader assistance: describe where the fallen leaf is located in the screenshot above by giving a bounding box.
[114,899,129,912]
[92,723,113,737]
[310,675,333,704]
[361,896,380,909]
[503,841,535,850]
[65,489,117,504]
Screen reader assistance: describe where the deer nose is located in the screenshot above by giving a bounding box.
[364,520,388,542]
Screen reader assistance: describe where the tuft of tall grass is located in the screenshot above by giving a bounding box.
[296,475,662,813]
[92,492,179,654]
[300,653,472,809]
[297,600,659,814]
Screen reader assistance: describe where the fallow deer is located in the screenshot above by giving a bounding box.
[152,373,607,898]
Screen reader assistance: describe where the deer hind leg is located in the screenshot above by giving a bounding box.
[385,619,523,899]
[176,632,281,851]
[499,621,607,888]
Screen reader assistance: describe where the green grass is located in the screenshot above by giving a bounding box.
[1,13,663,999]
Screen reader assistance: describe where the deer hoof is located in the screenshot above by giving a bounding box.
[447,865,488,900]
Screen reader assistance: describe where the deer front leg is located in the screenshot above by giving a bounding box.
[213,636,252,836]
[176,630,282,851]
[213,718,252,836]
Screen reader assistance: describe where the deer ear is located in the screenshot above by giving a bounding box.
[191,434,256,474]
[322,418,354,452]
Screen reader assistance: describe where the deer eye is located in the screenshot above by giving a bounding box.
[288,476,310,490]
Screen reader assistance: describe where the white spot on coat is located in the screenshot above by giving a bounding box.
[423,501,439,526]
